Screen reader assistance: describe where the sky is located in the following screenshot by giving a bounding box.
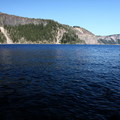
[0,0,120,35]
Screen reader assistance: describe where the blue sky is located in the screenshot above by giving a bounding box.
[0,0,120,35]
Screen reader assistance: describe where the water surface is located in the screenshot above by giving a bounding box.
[0,44,120,120]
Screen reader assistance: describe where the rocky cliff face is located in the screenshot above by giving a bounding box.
[0,12,47,26]
[72,26,98,44]
[0,27,13,44]
[97,34,120,44]
[0,12,120,44]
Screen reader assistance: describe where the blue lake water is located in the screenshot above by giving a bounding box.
[0,44,120,120]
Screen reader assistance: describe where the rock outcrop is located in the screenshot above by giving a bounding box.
[97,34,120,44]
[0,12,47,26]
[0,27,13,44]
[72,26,98,44]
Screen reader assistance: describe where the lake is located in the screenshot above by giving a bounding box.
[0,44,120,120]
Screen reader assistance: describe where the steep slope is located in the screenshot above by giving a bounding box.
[0,30,6,43]
[0,12,120,44]
[0,27,13,44]
[0,12,47,26]
[97,34,120,44]
[72,26,98,44]
[0,12,86,44]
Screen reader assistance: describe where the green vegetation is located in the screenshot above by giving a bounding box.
[5,20,62,43]
[61,32,81,44]
[61,26,85,44]
[0,32,6,43]
[4,20,84,44]
[116,39,120,44]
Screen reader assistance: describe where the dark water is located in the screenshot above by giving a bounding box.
[0,44,120,120]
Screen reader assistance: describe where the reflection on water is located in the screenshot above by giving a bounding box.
[0,47,13,65]
[0,44,120,120]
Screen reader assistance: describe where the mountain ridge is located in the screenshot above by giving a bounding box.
[0,12,120,44]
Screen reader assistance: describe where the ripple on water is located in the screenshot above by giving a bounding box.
[0,44,120,120]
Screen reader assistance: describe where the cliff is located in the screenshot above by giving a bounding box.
[0,12,120,44]
[97,34,120,44]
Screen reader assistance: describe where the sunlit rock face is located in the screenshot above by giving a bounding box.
[97,34,120,44]
[0,12,47,26]
[72,26,98,44]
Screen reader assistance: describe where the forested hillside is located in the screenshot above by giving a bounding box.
[0,12,120,44]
